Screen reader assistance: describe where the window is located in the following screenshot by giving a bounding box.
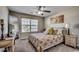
[22,18,30,32]
[9,15,19,34]
[21,18,38,32]
[31,20,38,32]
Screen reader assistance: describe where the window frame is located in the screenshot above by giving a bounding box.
[21,18,38,32]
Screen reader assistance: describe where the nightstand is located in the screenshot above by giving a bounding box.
[65,35,77,48]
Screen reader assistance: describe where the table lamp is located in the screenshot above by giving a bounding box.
[65,24,70,35]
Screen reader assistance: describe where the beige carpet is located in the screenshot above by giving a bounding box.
[15,39,35,52]
[14,39,79,52]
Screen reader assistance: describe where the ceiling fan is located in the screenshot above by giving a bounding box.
[36,6,51,15]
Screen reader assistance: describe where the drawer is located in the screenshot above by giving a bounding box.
[65,35,77,48]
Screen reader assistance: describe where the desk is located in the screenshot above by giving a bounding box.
[0,37,15,52]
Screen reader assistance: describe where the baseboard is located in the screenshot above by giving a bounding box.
[65,44,77,49]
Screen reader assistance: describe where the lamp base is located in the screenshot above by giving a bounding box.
[68,28,70,35]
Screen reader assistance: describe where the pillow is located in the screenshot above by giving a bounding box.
[57,29,62,34]
[54,30,58,35]
[47,28,55,35]
[43,30,48,34]
[47,28,52,35]
[44,28,58,35]
[43,28,52,34]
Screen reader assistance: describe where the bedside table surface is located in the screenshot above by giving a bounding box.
[65,35,77,37]
[0,40,13,48]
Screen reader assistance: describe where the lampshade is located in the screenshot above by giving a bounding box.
[65,24,70,28]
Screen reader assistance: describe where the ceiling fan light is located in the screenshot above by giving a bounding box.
[38,11,43,14]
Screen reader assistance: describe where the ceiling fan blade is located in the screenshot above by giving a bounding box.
[43,10,51,13]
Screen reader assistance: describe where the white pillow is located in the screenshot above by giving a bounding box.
[43,30,48,34]
[57,29,62,34]
[43,28,49,34]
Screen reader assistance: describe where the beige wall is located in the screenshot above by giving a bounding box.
[9,11,45,32]
[0,6,9,34]
[45,7,79,35]
[9,11,45,39]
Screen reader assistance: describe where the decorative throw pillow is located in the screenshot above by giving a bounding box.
[47,28,55,35]
[44,28,59,35]
[53,30,58,35]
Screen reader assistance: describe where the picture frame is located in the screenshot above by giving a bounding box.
[50,15,64,23]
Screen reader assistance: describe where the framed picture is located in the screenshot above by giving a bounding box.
[50,15,64,23]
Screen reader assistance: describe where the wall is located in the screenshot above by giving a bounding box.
[9,11,45,39]
[45,7,79,35]
[9,11,45,32]
[0,6,9,51]
[0,6,9,34]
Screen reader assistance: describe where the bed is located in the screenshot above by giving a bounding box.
[29,33,63,52]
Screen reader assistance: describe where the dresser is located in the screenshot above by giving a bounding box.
[65,35,77,48]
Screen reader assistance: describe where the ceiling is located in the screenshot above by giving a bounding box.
[8,6,75,17]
